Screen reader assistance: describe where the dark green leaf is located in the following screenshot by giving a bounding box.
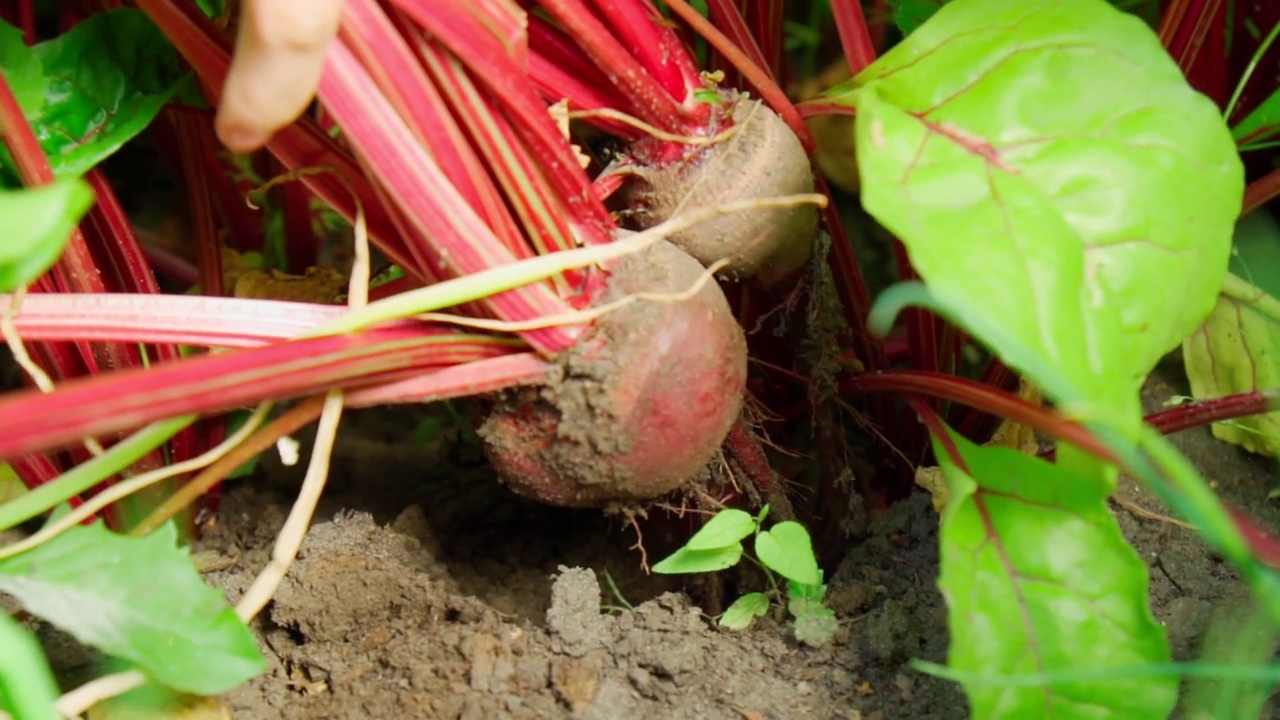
[684,508,756,551]
[934,426,1176,718]
[754,521,821,586]
[10,9,196,180]
[718,592,769,630]
[0,521,266,695]
[0,180,94,292]
[651,544,743,575]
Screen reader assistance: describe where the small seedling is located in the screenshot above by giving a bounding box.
[651,505,837,646]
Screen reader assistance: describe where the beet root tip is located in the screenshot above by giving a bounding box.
[479,241,748,507]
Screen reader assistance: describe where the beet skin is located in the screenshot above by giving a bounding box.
[479,240,747,507]
[620,95,816,285]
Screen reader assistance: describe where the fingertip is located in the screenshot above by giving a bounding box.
[215,114,271,154]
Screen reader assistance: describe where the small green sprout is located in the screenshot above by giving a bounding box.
[651,505,836,645]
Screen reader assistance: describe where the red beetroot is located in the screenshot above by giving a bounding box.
[479,239,748,507]
[619,94,817,285]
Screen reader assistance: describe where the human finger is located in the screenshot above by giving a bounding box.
[215,0,344,152]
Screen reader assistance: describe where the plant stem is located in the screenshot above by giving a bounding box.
[1145,389,1280,435]
[661,0,816,152]
[829,0,877,75]
[0,415,195,532]
[536,0,695,131]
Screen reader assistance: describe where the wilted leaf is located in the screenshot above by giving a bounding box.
[1183,274,1280,458]
[0,521,266,695]
[934,426,1175,718]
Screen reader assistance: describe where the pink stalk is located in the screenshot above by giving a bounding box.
[527,19,639,135]
[580,0,702,103]
[279,164,320,272]
[388,0,616,239]
[531,0,699,131]
[0,294,351,348]
[745,0,785,77]
[407,36,592,284]
[136,1,421,281]
[320,40,584,354]
[829,0,877,75]
[81,169,205,465]
[0,327,522,460]
[658,0,815,152]
[704,0,774,83]
[341,0,530,256]
[165,112,226,296]
[345,351,551,407]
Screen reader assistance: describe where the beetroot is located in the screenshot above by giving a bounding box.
[479,240,748,507]
[619,95,817,285]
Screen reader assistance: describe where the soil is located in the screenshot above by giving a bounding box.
[28,362,1280,719]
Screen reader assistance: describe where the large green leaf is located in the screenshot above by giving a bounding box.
[0,9,195,182]
[0,521,265,696]
[934,427,1176,719]
[0,179,94,292]
[835,0,1242,406]
[888,0,1165,34]
[1183,273,1280,459]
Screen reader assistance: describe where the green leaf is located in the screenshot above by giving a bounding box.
[786,579,826,603]
[0,9,196,181]
[1234,88,1280,149]
[1183,274,1280,458]
[753,521,821,586]
[889,0,1162,35]
[719,592,769,630]
[0,521,266,695]
[0,22,45,115]
[0,180,95,292]
[839,0,1243,403]
[933,425,1176,718]
[684,508,757,551]
[650,544,743,575]
[0,612,60,720]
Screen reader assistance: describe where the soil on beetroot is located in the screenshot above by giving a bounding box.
[24,360,1280,719]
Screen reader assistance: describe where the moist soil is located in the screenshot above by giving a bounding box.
[30,362,1280,719]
